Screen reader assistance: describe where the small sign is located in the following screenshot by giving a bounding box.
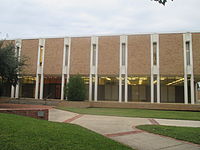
[197,82,200,91]
[37,111,45,117]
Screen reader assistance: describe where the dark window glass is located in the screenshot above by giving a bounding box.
[92,44,96,66]
[39,46,43,66]
[65,45,69,66]
[122,43,126,66]
[153,42,157,66]
[186,41,190,66]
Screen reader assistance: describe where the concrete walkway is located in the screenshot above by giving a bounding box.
[49,109,200,150]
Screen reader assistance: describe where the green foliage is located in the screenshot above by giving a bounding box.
[0,40,26,87]
[137,125,200,144]
[66,75,86,101]
[0,113,132,150]
[56,107,200,121]
[0,82,2,96]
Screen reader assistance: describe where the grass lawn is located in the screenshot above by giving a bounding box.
[136,125,200,144]
[56,107,200,121]
[0,113,132,150]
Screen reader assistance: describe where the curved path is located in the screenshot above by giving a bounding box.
[49,109,200,150]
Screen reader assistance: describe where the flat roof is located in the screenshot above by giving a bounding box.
[5,31,200,40]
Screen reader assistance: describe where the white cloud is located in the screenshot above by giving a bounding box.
[0,0,200,39]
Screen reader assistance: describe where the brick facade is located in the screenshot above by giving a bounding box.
[159,34,184,75]
[44,38,64,75]
[192,33,200,75]
[0,109,49,120]
[128,34,151,75]
[0,104,50,120]
[98,36,120,75]
[21,39,38,75]
[18,33,200,76]
[70,37,91,75]
[3,32,200,104]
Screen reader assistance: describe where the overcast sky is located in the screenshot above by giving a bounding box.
[0,0,200,39]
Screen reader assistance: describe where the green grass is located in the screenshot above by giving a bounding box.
[136,125,200,144]
[0,113,132,150]
[56,107,200,121]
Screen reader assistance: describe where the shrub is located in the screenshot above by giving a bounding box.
[65,75,86,101]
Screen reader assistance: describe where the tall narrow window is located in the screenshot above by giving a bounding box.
[16,46,20,58]
[65,45,69,66]
[122,43,126,66]
[186,41,190,66]
[39,46,43,66]
[92,44,96,66]
[153,42,157,66]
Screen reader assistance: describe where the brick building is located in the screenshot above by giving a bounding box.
[2,32,200,104]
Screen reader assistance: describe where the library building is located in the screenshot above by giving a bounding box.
[1,32,200,104]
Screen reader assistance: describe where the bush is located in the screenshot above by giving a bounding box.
[0,83,2,96]
[65,75,86,101]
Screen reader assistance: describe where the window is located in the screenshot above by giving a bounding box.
[122,43,126,66]
[92,44,96,66]
[186,41,190,66]
[65,45,69,66]
[153,42,157,66]
[16,46,20,57]
[39,46,43,66]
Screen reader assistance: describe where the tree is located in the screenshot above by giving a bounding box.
[153,0,173,6]
[65,75,86,101]
[0,40,26,87]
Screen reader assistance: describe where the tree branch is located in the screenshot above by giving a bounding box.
[153,0,173,6]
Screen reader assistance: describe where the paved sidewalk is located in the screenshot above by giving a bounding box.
[49,108,78,122]
[49,109,200,150]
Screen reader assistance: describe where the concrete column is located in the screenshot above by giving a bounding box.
[190,74,195,104]
[94,74,98,102]
[35,74,39,99]
[11,39,21,99]
[67,38,71,82]
[195,83,198,103]
[125,35,128,103]
[125,75,128,102]
[15,84,19,98]
[150,34,159,104]
[89,74,92,101]
[119,75,122,102]
[61,74,65,100]
[95,36,98,102]
[39,74,44,99]
[90,36,98,102]
[157,74,160,103]
[183,33,194,104]
[190,34,195,104]
[11,86,15,98]
[151,74,154,103]
[157,33,160,104]
[67,75,70,83]
[184,75,188,104]
[66,75,69,100]
[61,37,71,100]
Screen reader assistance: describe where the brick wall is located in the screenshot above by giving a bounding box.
[98,36,120,75]
[19,33,200,76]
[21,39,39,75]
[128,34,151,75]
[70,37,90,75]
[0,109,49,120]
[159,34,184,75]
[192,33,200,75]
[57,101,200,111]
[44,38,64,75]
